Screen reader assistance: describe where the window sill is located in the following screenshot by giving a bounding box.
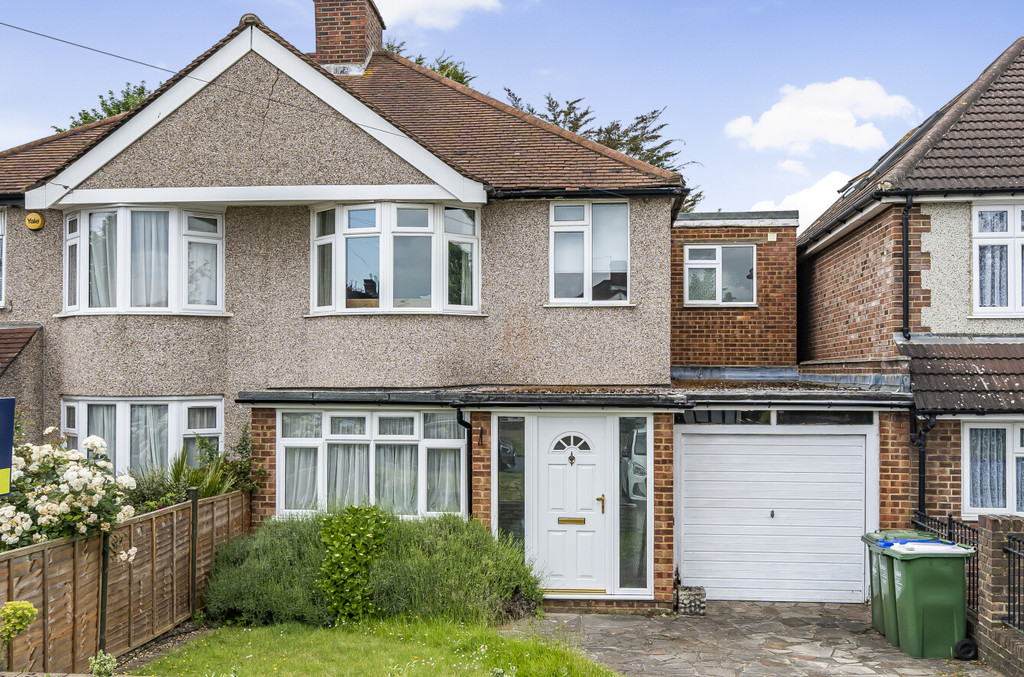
[683,303,758,309]
[543,302,636,308]
[304,310,488,318]
[54,310,233,318]
[968,313,1024,319]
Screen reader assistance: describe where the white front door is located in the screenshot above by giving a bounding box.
[536,416,609,593]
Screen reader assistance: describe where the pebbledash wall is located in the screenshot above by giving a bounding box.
[671,223,797,367]
[250,408,676,608]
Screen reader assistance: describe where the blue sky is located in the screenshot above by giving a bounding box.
[3,1,1024,226]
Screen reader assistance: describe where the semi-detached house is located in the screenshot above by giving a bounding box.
[0,0,910,608]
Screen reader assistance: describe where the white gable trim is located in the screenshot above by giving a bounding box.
[26,26,487,210]
[55,185,459,207]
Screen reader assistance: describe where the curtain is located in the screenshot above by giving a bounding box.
[130,404,168,471]
[426,448,459,512]
[281,412,321,438]
[979,245,1008,307]
[423,412,460,439]
[187,241,218,306]
[331,416,366,435]
[327,443,369,508]
[970,428,1006,508]
[130,211,169,307]
[187,406,217,430]
[316,243,333,307]
[89,212,117,308]
[87,404,117,462]
[1017,457,1024,513]
[376,444,417,514]
[378,416,414,436]
[67,243,78,306]
[285,447,318,510]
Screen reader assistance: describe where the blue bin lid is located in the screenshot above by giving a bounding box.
[875,538,942,548]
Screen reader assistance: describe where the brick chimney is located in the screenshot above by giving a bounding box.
[313,0,385,70]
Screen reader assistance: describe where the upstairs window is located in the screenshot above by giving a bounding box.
[311,203,479,314]
[973,205,1024,315]
[64,208,224,314]
[549,201,630,304]
[0,208,6,306]
[683,244,756,306]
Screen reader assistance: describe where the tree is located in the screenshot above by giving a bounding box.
[52,82,153,133]
[385,39,475,85]
[505,89,703,210]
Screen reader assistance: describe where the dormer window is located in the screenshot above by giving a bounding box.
[310,203,479,314]
[973,205,1024,315]
[63,207,225,315]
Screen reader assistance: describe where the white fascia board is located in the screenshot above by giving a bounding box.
[26,30,254,210]
[56,185,458,207]
[799,200,888,260]
[27,26,487,210]
[249,30,486,204]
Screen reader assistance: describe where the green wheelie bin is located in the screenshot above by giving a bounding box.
[860,530,940,645]
[887,541,976,659]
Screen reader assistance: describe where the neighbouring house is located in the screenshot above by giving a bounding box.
[0,0,913,608]
[798,35,1024,531]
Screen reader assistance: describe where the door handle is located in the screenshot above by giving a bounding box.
[597,493,605,514]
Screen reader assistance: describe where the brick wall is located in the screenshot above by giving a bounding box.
[313,0,384,65]
[249,408,277,528]
[798,205,931,366]
[879,411,914,529]
[920,420,962,517]
[671,225,796,366]
[470,411,492,529]
[975,515,1024,674]
[652,412,674,605]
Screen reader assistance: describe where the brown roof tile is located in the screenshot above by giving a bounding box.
[0,16,682,197]
[899,341,1024,413]
[0,327,38,376]
[0,117,123,194]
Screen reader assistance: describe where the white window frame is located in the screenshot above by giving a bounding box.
[309,203,480,315]
[276,408,467,517]
[961,420,1024,518]
[63,206,225,315]
[547,201,631,306]
[60,397,224,474]
[972,205,1024,316]
[682,244,757,307]
[0,208,7,307]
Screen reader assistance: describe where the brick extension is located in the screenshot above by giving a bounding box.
[249,408,277,529]
[672,225,796,367]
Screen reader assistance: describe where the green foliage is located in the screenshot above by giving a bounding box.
[385,38,475,85]
[169,439,236,499]
[204,514,334,627]
[89,649,118,677]
[1,601,37,670]
[318,505,392,621]
[222,425,266,494]
[53,82,153,132]
[369,515,542,625]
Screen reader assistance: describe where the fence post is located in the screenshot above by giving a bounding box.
[188,487,198,615]
[98,532,109,651]
[947,514,955,542]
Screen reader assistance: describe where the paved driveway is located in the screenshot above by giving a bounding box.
[507,601,1002,676]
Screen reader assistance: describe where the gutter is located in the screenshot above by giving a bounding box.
[455,407,473,517]
[909,410,937,513]
[486,186,688,200]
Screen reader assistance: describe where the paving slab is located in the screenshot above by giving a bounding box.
[505,601,1003,677]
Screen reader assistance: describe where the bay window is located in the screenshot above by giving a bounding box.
[963,421,1024,516]
[64,207,224,314]
[61,398,223,474]
[549,201,630,304]
[311,203,479,313]
[973,205,1024,314]
[278,409,466,516]
[683,244,756,306]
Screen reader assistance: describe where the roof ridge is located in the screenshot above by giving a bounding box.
[884,36,1024,188]
[0,114,124,160]
[375,50,681,184]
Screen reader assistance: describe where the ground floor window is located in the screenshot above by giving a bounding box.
[278,409,466,516]
[61,397,223,474]
[963,421,1024,515]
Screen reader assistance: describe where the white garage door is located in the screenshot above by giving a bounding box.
[679,433,867,603]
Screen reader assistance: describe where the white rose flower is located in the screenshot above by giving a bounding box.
[116,475,137,491]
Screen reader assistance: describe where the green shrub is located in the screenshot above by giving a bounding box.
[369,514,542,625]
[203,514,333,627]
[318,505,392,621]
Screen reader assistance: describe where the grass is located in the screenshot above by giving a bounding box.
[131,619,618,677]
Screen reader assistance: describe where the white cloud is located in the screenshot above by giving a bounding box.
[725,77,917,155]
[777,159,807,175]
[751,171,852,229]
[376,0,500,29]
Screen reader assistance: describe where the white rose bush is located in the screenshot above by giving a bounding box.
[0,434,136,551]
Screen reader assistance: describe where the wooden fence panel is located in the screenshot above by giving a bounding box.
[0,491,250,672]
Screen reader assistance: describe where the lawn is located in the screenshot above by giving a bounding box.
[131,619,618,677]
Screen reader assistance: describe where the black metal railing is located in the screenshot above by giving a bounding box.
[1006,535,1024,632]
[911,511,979,612]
